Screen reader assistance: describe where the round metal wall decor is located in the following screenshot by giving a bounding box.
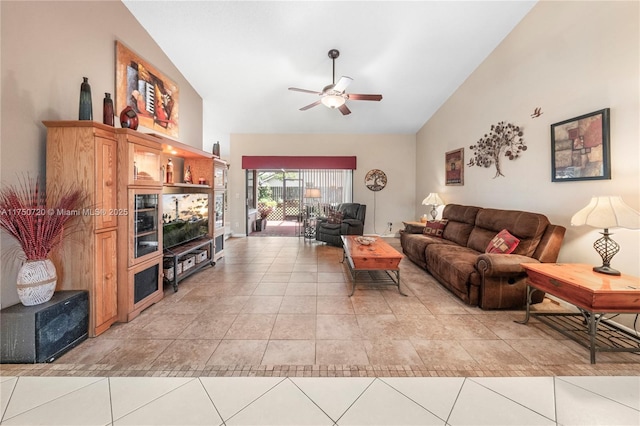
[365,169,387,191]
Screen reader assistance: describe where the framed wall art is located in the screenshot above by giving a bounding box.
[551,108,610,182]
[445,148,464,186]
[116,41,179,138]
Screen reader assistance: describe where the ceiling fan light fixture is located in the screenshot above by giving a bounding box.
[321,94,346,109]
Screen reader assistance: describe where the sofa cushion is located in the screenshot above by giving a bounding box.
[423,220,448,238]
[442,204,481,247]
[400,232,456,270]
[425,244,482,302]
[467,208,550,256]
[486,229,520,254]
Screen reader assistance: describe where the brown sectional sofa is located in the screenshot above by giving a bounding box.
[400,204,566,309]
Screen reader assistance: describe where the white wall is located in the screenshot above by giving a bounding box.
[0,1,204,307]
[228,134,416,237]
[416,1,639,327]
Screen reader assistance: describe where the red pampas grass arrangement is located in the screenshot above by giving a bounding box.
[0,175,82,260]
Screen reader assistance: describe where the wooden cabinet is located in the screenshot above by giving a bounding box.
[44,121,219,327]
[213,159,228,262]
[44,121,119,337]
[116,130,164,322]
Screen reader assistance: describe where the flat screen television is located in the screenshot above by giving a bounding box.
[162,193,209,249]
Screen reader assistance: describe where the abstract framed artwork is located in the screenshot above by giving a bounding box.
[115,41,179,138]
[551,108,610,182]
[445,148,464,186]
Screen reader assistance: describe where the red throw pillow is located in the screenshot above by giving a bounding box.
[423,219,448,238]
[486,229,520,254]
[327,208,344,224]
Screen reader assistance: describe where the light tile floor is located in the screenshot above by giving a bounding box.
[1,236,639,425]
[1,375,639,425]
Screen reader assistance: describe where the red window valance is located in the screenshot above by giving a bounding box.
[241,156,356,170]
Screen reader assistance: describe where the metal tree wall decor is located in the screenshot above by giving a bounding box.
[467,121,526,178]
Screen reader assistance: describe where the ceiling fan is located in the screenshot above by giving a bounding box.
[288,49,383,116]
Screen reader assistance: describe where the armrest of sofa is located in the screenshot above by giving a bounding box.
[476,253,540,277]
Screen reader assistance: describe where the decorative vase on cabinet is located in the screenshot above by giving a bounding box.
[78,77,93,120]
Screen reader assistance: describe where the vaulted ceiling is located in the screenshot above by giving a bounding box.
[123,1,536,135]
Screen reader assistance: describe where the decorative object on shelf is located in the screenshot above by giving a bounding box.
[212,141,220,158]
[468,121,526,178]
[165,158,174,184]
[445,148,464,186]
[102,93,114,126]
[551,108,610,182]
[422,193,444,220]
[570,196,640,276]
[133,161,138,180]
[78,77,92,121]
[184,165,192,184]
[119,106,139,130]
[0,175,82,306]
[364,169,387,191]
[198,177,206,185]
[116,41,179,138]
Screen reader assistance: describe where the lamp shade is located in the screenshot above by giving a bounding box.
[304,188,321,199]
[422,193,444,206]
[571,196,640,229]
[321,95,345,109]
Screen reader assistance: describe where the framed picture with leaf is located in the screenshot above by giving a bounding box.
[551,108,610,182]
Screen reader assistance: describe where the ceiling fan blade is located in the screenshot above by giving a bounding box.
[347,94,383,101]
[300,100,322,111]
[332,76,353,93]
[289,87,321,95]
[338,104,351,115]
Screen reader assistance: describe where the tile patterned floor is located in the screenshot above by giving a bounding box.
[1,237,639,424]
[1,375,639,425]
[2,236,639,378]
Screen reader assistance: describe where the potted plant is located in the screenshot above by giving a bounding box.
[255,201,275,231]
[0,176,82,306]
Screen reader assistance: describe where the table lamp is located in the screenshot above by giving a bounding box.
[304,187,321,215]
[422,193,444,220]
[571,196,640,275]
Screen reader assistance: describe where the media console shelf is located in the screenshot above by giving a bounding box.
[163,233,215,292]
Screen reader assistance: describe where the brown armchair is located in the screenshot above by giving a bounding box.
[316,203,366,246]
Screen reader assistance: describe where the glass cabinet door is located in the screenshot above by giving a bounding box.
[214,164,226,190]
[214,191,224,230]
[131,145,162,185]
[130,190,161,265]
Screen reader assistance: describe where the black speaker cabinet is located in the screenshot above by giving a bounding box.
[1,290,89,363]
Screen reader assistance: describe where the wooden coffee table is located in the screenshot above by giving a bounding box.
[341,236,405,296]
[519,263,640,363]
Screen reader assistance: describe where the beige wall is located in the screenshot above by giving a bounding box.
[416,1,639,327]
[0,1,204,307]
[229,134,416,236]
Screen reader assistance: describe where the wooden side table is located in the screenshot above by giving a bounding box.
[519,263,640,363]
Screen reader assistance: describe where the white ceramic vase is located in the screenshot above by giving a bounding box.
[16,259,57,306]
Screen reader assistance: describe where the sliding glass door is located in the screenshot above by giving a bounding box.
[245,168,353,236]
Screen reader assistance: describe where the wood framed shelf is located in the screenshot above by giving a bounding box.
[163,237,215,291]
[163,183,211,189]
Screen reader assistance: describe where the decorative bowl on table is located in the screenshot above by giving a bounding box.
[355,236,376,245]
